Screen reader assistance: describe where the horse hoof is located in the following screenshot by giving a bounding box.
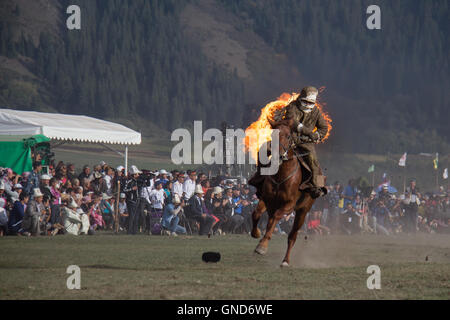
[251,228,261,239]
[254,245,267,255]
[280,261,289,268]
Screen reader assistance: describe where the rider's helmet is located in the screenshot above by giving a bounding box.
[298,86,318,113]
[299,86,318,104]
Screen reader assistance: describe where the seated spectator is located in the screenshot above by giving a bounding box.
[8,192,29,235]
[307,210,330,235]
[78,165,92,183]
[187,185,215,235]
[60,199,83,235]
[40,174,52,199]
[118,193,128,231]
[99,193,114,230]
[229,187,245,233]
[50,178,61,205]
[22,188,44,236]
[162,194,186,236]
[0,198,8,236]
[92,172,107,195]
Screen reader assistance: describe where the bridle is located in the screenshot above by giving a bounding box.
[268,131,308,190]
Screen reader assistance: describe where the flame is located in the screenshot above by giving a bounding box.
[244,89,332,161]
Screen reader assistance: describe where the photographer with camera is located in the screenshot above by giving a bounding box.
[124,165,142,235]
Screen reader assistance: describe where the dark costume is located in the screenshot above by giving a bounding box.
[249,86,329,199]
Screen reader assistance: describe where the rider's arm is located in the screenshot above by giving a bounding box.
[315,110,328,141]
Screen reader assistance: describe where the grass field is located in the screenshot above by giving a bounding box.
[1,233,449,300]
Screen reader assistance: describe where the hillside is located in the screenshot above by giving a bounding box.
[0,0,449,154]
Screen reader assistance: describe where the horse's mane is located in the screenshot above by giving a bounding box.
[269,118,294,131]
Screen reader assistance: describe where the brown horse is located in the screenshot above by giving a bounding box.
[251,118,316,267]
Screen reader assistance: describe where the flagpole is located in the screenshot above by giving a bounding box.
[372,170,375,188]
[436,167,439,191]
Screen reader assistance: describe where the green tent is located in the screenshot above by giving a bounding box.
[0,134,50,174]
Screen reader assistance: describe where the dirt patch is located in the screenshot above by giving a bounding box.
[287,234,450,269]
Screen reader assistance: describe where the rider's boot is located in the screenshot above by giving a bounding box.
[308,169,327,199]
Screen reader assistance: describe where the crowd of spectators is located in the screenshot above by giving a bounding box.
[0,161,449,237]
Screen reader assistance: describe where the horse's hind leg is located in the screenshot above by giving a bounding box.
[281,199,314,267]
[251,200,266,239]
[255,206,291,255]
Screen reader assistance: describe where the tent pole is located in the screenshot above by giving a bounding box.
[125,145,128,176]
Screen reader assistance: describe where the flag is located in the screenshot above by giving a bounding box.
[368,164,375,173]
[444,168,448,180]
[433,153,438,170]
[398,152,407,167]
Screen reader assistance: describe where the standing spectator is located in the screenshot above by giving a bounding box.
[183,170,197,201]
[229,187,245,233]
[103,166,115,194]
[112,166,126,194]
[373,199,390,235]
[163,181,173,204]
[404,179,420,233]
[22,188,44,236]
[172,174,185,199]
[328,181,342,232]
[26,162,42,195]
[147,181,165,235]
[343,179,357,208]
[124,165,141,235]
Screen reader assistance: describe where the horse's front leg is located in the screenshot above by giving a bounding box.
[281,197,314,267]
[251,200,266,238]
[255,205,293,255]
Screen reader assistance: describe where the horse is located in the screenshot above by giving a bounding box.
[251,117,316,267]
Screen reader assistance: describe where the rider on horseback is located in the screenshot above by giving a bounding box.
[249,86,329,199]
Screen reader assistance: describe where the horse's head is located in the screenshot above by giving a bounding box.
[267,117,296,161]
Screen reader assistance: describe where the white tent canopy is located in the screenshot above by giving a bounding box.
[0,109,142,174]
[0,109,141,145]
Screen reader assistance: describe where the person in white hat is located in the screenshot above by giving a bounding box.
[123,165,141,234]
[156,169,169,185]
[22,188,44,236]
[38,174,52,199]
[99,193,114,230]
[60,198,84,235]
[187,184,215,235]
[161,193,186,236]
[118,193,129,231]
[8,183,23,203]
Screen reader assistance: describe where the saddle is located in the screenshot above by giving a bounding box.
[249,147,314,191]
